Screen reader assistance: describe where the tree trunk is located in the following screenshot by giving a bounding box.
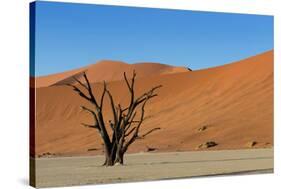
[103,151,114,166]
[102,143,114,166]
[68,72,161,167]
[114,151,124,165]
[102,150,124,166]
[114,154,124,165]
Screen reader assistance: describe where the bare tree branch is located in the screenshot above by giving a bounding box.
[81,123,99,129]
[125,127,136,137]
[67,83,91,101]
[72,76,88,91]
[80,105,95,114]
[99,81,107,110]
[124,112,137,131]
[82,72,99,107]
[135,85,162,105]
[80,106,100,129]
[138,127,161,139]
[68,71,162,166]
[123,71,136,92]
[105,88,118,125]
[123,96,149,152]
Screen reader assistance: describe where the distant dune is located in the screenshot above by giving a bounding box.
[35,60,190,88]
[34,50,273,157]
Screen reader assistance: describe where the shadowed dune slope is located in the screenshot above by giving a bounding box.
[35,60,190,88]
[35,51,273,156]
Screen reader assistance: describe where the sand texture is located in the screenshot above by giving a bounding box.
[32,149,273,187]
[33,51,273,157]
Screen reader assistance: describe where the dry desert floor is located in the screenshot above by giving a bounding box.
[32,148,273,187]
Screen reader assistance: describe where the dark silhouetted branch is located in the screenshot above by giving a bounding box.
[81,123,99,129]
[138,127,161,138]
[68,71,162,166]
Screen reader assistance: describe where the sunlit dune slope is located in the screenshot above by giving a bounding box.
[34,51,273,156]
[36,60,190,88]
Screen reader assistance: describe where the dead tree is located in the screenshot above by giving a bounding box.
[67,71,162,166]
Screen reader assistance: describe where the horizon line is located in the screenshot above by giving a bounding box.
[33,49,273,78]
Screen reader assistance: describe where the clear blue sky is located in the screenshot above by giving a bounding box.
[32,1,273,76]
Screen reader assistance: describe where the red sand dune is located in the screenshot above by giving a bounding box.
[34,50,273,157]
[35,60,189,88]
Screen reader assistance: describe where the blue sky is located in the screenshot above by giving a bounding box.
[32,1,273,76]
